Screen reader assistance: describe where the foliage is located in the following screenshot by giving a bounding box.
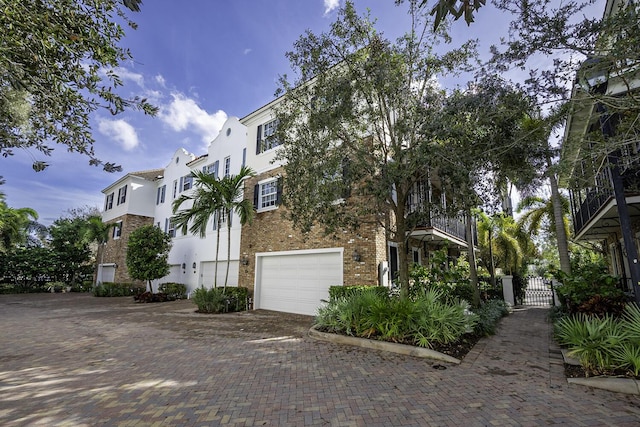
[48,216,95,286]
[555,313,624,375]
[408,249,476,306]
[554,263,626,316]
[192,286,248,314]
[512,273,527,306]
[0,194,38,252]
[274,1,477,296]
[554,304,640,377]
[473,299,509,336]
[0,246,55,290]
[0,0,156,172]
[93,282,145,297]
[158,282,187,299]
[315,287,476,348]
[328,285,389,302]
[134,291,172,303]
[126,225,172,293]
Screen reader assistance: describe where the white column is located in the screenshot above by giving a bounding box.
[502,275,515,307]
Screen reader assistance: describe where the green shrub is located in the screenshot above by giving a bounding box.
[134,291,171,303]
[555,313,625,375]
[473,299,509,336]
[315,287,476,348]
[158,282,187,299]
[192,286,249,313]
[328,285,388,302]
[93,282,145,297]
[554,264,625,315]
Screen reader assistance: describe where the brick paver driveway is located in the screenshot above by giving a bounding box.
[1,293,639,426]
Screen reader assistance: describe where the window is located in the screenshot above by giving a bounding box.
[180,175,193,192]
[116,185,127,205]
[104,193,114,211]
[256,119,280,154]
[156,185,166,205]
[203,161,219,177]
[112,221,122,239]
[172,180,178,199]
[224,156,231,177]
[254,178,282,211]
[165,218,176,238]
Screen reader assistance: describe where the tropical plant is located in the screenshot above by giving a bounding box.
[215,166,256,289]
[191,286,248,314]
[517,194,570,242]
[173,170,223,287]
[473,299,509,336]
[315,287,476,348]
[173,166,256,289]
[555,313,625,375]
[476,212,535,279]
[554,263,626,316]
[126,225,172,293]
[0,195,38,252]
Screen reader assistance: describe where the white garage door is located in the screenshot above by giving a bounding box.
[201,261,239,288]
[256,248,343,316]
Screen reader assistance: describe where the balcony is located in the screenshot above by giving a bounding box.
[570,150,640,239]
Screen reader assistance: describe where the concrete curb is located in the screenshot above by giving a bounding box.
[568,377,640,395]
[308,326,461,365]
[561,349,640,395]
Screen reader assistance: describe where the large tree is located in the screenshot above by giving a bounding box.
[274,1,476,296]
[126,224,171,293]
[1,0,156,172]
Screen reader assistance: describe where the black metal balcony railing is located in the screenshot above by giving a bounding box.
[430,216,467,242]
[570,157,640,235]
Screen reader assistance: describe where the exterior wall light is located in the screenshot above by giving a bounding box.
[241,256,249,266]
[352,249,361,262]
[181,263,186,270]
[192,262,197,270]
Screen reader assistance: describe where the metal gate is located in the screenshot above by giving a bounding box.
[519,276,555,306]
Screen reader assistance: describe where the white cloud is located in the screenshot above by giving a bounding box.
[324,0,340,15]
[155,74,166,87]
[243,48,252,55]
[97,118,140,151]
[159,92,227,143]
[112,67,145,87]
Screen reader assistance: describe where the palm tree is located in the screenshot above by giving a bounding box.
[517,194,570,242]
[83,214,114,284]
[216,165,256,289]
[477,212,535,280]
[173,169,224,287]
[0,195,38,252]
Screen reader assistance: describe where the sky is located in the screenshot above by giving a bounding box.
[1,0,605,225]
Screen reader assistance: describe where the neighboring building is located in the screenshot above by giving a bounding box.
[98,107,476,315]
[98,117,248,292]
[562,0,640,296]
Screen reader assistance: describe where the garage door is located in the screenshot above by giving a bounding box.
[201,261,239,288]
[255,248,343,316]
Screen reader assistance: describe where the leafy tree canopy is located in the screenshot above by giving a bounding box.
[0,0,156,172]
[275,1,478,293]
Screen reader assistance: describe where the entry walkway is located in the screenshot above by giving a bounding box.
[0,294,639,426]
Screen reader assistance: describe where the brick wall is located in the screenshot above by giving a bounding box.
[239,168,387,292]
[99,214,154,285]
